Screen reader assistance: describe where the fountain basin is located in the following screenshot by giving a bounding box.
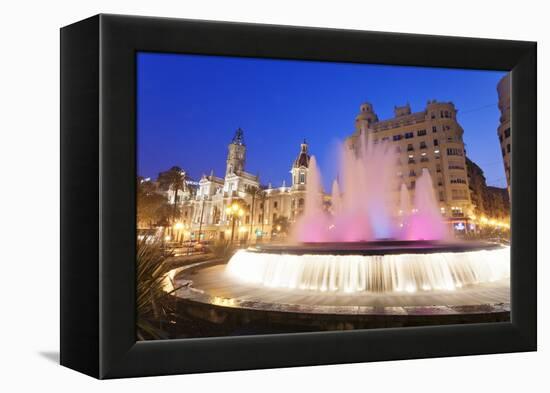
[226,241,509,294]
[250,240,504,255]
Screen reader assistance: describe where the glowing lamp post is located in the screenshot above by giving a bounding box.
[225,203,244,244]
[173,221,184,243]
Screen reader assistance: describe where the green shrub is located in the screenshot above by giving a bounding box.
[136,237,179,340]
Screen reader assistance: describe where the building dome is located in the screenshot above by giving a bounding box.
[293,140,310,168]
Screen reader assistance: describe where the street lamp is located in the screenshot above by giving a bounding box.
[173,221,184,244]
[225,202,244,244]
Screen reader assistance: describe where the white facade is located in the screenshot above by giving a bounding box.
[171,129,310,242]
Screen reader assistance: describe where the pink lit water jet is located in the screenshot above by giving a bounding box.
[294,132,447,242]
[399,183,411,237]
[406,168,448,240]
[293,156,330,242]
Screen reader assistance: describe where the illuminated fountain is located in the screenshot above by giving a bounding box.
[225,132,510,296]
[170,132,509,330]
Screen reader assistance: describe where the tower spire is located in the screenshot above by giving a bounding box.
[232,127,245,145]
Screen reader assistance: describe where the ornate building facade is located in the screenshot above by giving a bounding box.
[162,129,311,243]
[346,101,474,224]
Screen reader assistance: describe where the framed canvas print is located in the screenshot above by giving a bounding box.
[60,14,537,379]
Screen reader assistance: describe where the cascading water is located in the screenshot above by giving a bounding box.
[226,247,509,294]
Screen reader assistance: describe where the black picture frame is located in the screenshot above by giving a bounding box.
[60,14,537,379]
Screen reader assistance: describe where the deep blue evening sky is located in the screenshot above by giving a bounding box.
[137,53,507,190]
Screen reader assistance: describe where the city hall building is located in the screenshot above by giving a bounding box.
[163,128,311,242]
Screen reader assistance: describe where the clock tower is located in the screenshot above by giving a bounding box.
[226,128,246,176]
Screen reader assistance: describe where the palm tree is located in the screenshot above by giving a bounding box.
[257,188,268,242]
[158,166,186,222]
[245,185,260,242]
